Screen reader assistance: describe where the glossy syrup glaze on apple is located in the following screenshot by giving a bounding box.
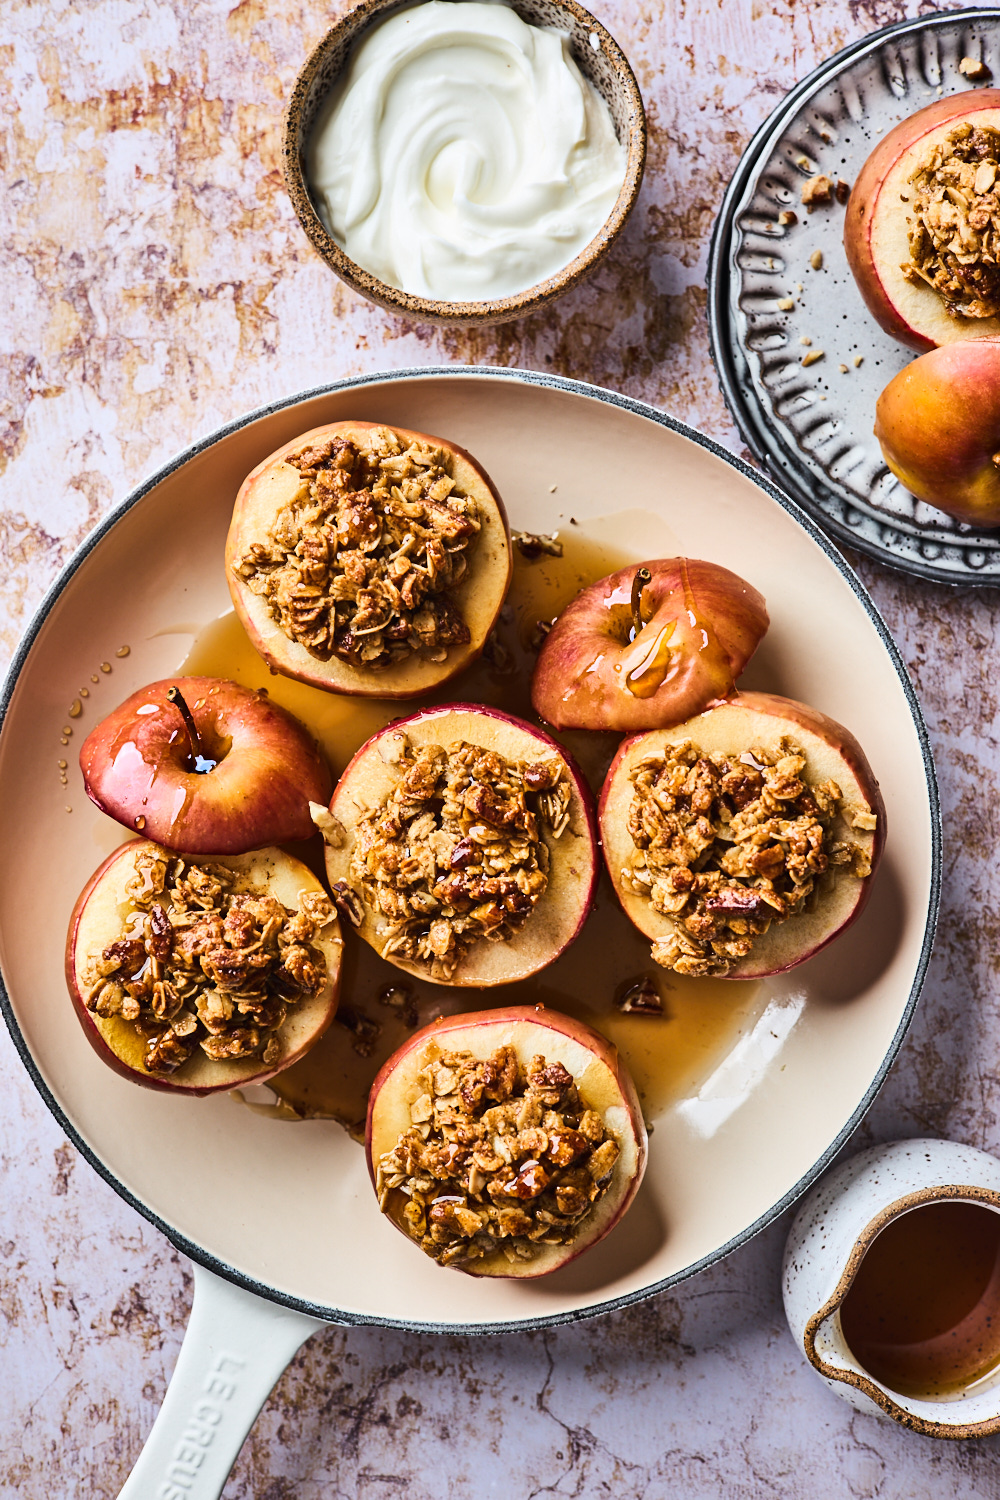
[609,561,737,702]
[182,528,765,1135]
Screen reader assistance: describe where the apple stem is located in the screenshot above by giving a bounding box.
[166,686,216,774]
[630,567,651,638]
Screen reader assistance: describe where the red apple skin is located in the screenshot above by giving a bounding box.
[599,692,886,980]
[875,340,1000,526]
[66,840,342,1096]
[531,558,768,733]
[325,704,600,986]
[226,420,512,699]
[845,92,1000,351]
[80,677,332,854]
[366,1005,647,1278]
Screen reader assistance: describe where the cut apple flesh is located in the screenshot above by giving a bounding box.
[79,676,332,854]
[845,94,1000,350]
[599,693,885,980]
[226,420,512,698]
[323,705,599,986]
[66,839,342,1095]
[366,1006,647,1277]
[531,557,768,732]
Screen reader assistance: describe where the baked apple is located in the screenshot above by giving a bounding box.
[531,558,768,733]
[226,420,512,698]
[599,692,884,979]
[875,338,1000,526]
[80,676,331,854]
[845,92,1000,350]
[66,839,342,1095]
[366,1006,647,1276]
[320,705,599,985]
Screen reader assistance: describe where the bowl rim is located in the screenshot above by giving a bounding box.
[281,0,647,325]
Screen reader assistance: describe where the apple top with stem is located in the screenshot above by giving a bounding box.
[845,91,1000,351]
[531,557,768,732]
[875,337,1000,527]
[80,676,332,854]
[366,1005,647,1277]
[226,419,512,698]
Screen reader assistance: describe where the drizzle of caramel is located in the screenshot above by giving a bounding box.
[622,620,678,698]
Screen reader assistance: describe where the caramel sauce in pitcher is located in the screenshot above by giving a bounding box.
[840,1201,1000,1400]
[181,529,762,1136]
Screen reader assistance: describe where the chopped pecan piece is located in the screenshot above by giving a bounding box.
[83,848,332,1076]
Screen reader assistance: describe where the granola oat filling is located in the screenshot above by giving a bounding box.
[346,735,571,982]
[902,123,1000,319]
[621,738,876,978]
[83,846,335,1075]
[232,426,481,669]
[375,1044,621,1267]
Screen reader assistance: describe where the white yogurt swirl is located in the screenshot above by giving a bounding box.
[307,1,627,301]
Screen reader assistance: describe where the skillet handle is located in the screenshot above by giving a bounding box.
[117,1260,328,1500]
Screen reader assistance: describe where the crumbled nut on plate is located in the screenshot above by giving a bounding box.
[801,174,833,209]
[802,349,825,366]
[83,847,334,1074]
[346,734,572,982]
[778,209,798,227]
[809,249,824,270]
[621,739,875,978]
[777,296,796,311]
[960,56,992,81]
[375,1044,621,1267]
[233,426,481,669]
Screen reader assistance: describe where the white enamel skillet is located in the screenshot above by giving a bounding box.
[0,368,939,1495]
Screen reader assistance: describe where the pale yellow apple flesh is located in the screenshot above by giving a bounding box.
[599,693,885,980]
[366,1006,647,1278]
[226,420,512,698]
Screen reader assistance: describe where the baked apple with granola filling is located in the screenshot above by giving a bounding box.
[79,676,331,854]
[599,692,884,979]
[531,558,768,733]
[367,1006,647,1276]
[317,705,598,986]
[845,93,1000,350]
[66,839,342,1094]
[226,420,512,698]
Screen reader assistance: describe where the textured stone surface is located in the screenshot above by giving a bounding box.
[4,0,1000,1493]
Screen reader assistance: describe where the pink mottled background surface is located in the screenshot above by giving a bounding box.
[4,0,1000,1493]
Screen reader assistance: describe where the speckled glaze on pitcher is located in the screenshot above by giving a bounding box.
[783,1138,1000,1439]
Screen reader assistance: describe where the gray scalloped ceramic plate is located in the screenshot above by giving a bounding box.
[709,7,1000,585]
[0,367,937,1332]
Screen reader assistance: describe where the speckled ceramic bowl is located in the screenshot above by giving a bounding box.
[282,0,646,326]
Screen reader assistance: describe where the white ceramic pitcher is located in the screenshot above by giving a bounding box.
[783,1137,1000,1439]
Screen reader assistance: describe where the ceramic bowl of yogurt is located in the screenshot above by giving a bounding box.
[283,0,646,325]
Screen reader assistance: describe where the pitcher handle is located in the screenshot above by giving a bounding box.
[117,1260,328,1499]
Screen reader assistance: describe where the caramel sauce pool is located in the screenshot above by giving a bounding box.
[182,530,763,1135]
[840,1201,1000,1400]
